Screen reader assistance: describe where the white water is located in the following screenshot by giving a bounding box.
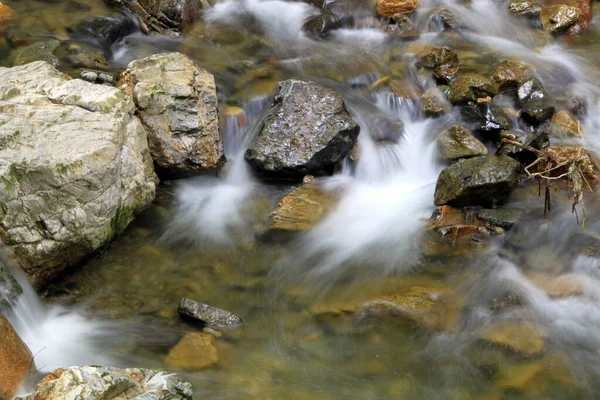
[1,256,118,375]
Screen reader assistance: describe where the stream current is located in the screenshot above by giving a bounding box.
[3,0,600,398]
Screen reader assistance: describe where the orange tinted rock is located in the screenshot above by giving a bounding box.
[0,314,34,399]
[376,0,418,18]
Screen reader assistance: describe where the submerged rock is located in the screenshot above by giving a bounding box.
[179,298,243,329]
[268,183,338,233]
[434,155,521,207]
[302,8,353,39]
[165,332,219,371]
[376,0,418,18]
[480,320,546,357]
[448,75,497,104]
[20,366,193,400]
[120,53,225,178]
[0,61,157,288]
[476,208,523,230]
[0,2,16,34]
[68,16,139,51]
[0,314,33,400]
[436,124,487,162]
[540,5,582,33]
[244,80,359,177]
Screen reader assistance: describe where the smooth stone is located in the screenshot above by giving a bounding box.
[165,332,219,371]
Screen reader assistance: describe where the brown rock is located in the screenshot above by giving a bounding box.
[120,52,225,179]
[269,184,338,232]
[0,314,34,399]
[491,61,533,90]
[448,75,498,104]
[540,5,582,33]
[376,0,418,18]
[527,271,583,298]
[436,124,488,162]
[0,2,15,34]
[549,110,582,138]
[480,320,547,356]
[420,88,452,117]
[165,332,218,371]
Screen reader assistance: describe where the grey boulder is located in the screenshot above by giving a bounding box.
[245,80,360,177]
[0,61,157,288]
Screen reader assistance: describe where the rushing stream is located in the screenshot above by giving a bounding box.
[3,0,600,398]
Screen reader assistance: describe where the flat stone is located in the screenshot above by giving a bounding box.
[165,332,219,371]
[476,209,522,230]
[480,320,546,356]
[437,124,487,162]
[376,0,418,18]
[179,298,243,329]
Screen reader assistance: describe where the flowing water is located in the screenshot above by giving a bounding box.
[4,0,600,398]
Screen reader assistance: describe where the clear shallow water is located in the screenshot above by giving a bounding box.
[3,0,600,398]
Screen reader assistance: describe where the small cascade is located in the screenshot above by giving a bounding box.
[163,96,269,245]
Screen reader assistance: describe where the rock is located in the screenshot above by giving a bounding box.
[80,69,115,85]
[491,61,533,90]
[179,298,243,329]
[480,320,546,356]
[107,0,209,33]
[356,286,457,331]
[268,183,338,233]
[0,61,157,288]
[429,7,460,30]
[436,124,487,162]
[302,9,353,39]
[416,46,459,83]
[0,314,33,400]
[244,80,359,177]
[509,1,542,17]
[376,0,418,18]
[120,53,225,178]
[420,88,452,117]
[67,16,139,51]
[165,332,219,371]
[53,42,109,70]
[499,129,548,162]
[476,209,522,230]
[521,98,555,124]
[10,39,61,67]
[449,75,497,105]
[549,110,582,138]
[540,5,581,33]
[461,103,512,135]
[564,0,591,35]
[527,271,583,299]
[517,78,546,104]
[0,2,16,34]
[434,155,521,207]
[21,366,193,400]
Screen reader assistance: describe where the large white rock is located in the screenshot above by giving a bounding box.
[19,366,193,400]
[0,61,157,287]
